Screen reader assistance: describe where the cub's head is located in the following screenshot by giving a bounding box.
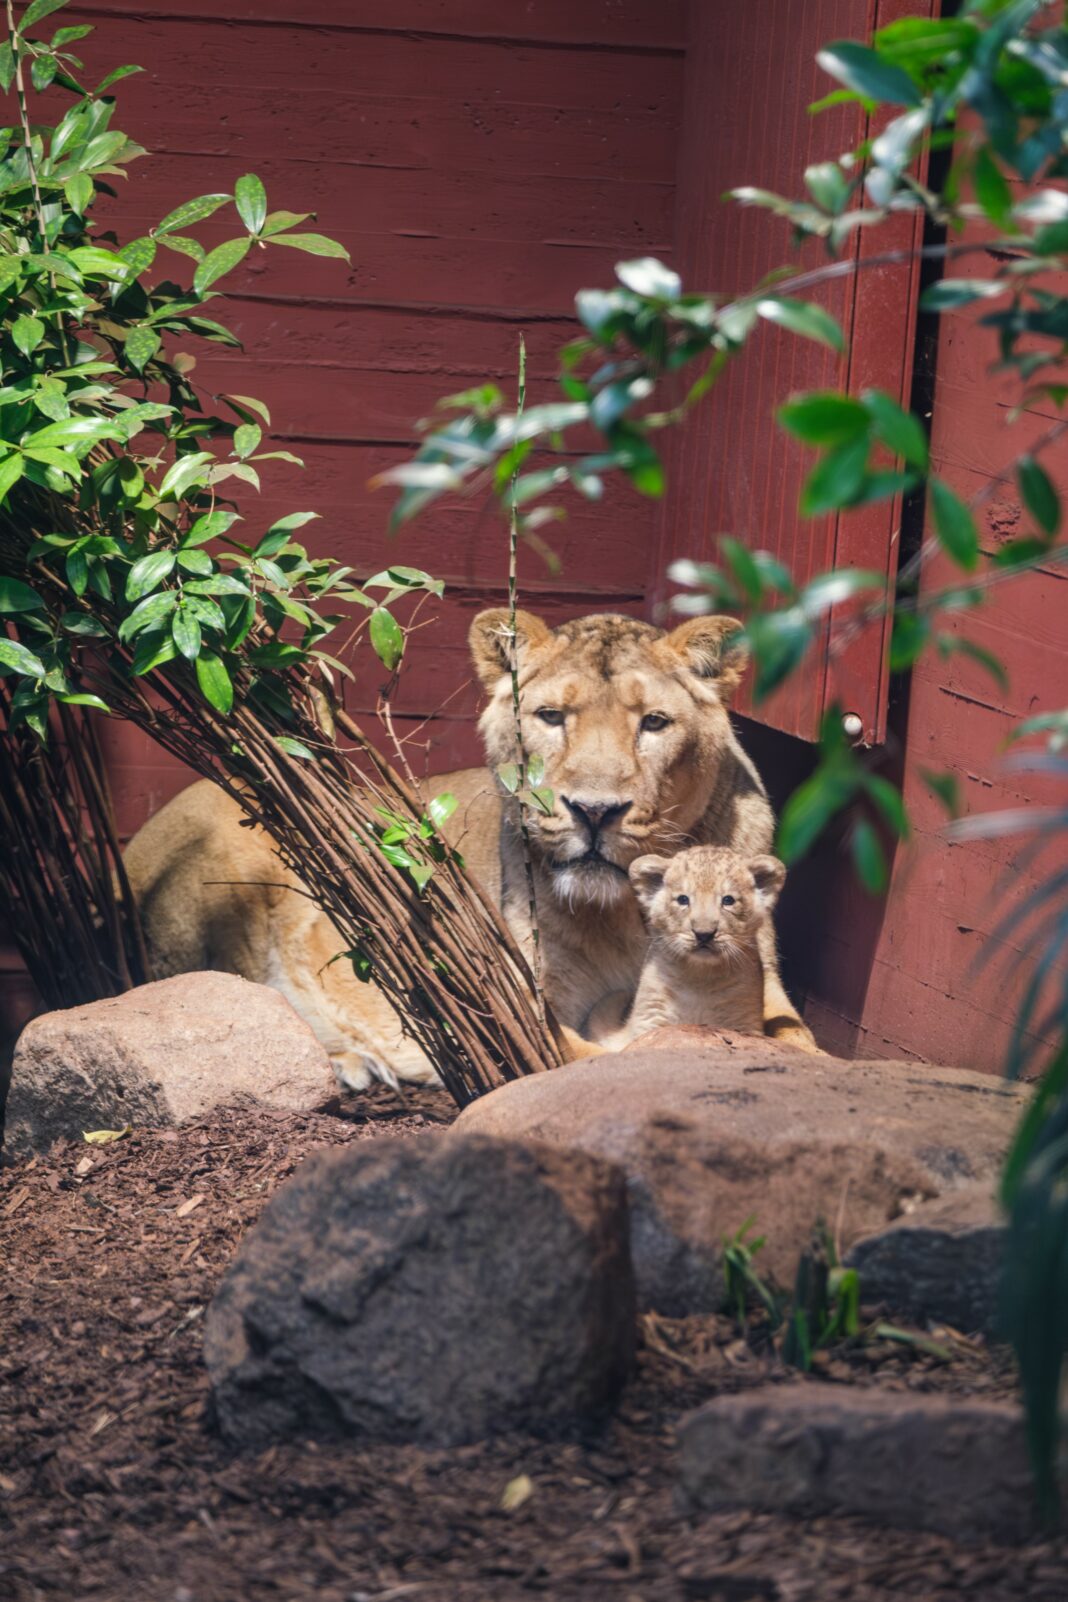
[471,609,750,907]
[629,845,785,968]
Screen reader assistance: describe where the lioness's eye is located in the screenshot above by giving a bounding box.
[641,712,671,732]
[676,894,690,907]
[536,707,565,726]
[722,894,736,908]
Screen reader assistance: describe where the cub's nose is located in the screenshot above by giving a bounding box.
[561,798,632,836]
[693,927,719,947]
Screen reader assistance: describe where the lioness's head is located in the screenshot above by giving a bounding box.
[470,609,750,906]
[629,845,785,968]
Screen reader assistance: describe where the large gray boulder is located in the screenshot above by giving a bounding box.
[455,1034,1028,1316]
[2,971,335,1158]
[205,1132,634,1447]
[677,1384,1044,1539]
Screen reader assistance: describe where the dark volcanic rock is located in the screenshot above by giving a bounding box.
[205,1132,634,1447]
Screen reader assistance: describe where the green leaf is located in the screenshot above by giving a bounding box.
[862,773,911,840]
[428,791,458,829]
[125,325,161,373]
[172,604,202,661]
[0,639,45,677]
[889,610,930,671]
[265,231,350,260]
[274,734,317,761]
[0,453,25,505]
[158,450,214,501]
[160,233,205,263]
[920,278,1004,311]
[756,298,845,352]
[12,315,45,357]
[67,246,130,280]
[118,589,177,642]
[497,762,520,793]
[155,193,231,235]
[125,550,176,602]
[852,818,888,893]
[195,650,233,714]
[184,509,239,547]
[369,607,404,672]
[974,145,1012,227]
[929,478,979,570]
[22,0,72,30]
[920,767,961,817]
[94,62,142,94]
[193,236,251,298]
[776,766,857,863]
[234,173,267,235]
[233,422,261,459]
[130,626,177,675]
[861,389,928,469]
[815,41,922,106]
[800,435,871,516]
[0,42,13,92]
[118,235,156,277]
[938,633,1010,691]
[0,256,23,294]
[31,54,57,91]
[25,417,119,449]
[63,172,93,216]
[778,391,869,445]
[0,576,45,613]
[1017,455,1060,537]
[57,693,109,712]
[615,257,681,299]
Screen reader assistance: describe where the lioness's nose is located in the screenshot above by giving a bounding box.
[693,927,718,947]
[561,797,632,835]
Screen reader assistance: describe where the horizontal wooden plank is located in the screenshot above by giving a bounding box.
[69,16,684,108]
[108,81,678,187]
[75,0,687,49]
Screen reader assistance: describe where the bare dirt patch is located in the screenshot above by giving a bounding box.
[2,1087,1066,1602]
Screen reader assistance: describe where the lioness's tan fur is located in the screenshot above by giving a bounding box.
[123,609,815,1088]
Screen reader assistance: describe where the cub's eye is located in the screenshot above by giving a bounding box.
[675,894,690,907]
[536,707,565,726]
[722,894,737,908]
[640,712,671,733]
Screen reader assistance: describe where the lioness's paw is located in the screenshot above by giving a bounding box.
[764,1017,825,1056]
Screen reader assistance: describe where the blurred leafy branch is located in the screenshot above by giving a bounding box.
[380,0,1068,1507]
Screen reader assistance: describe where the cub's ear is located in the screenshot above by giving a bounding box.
[748,854,786,910]
[469,608,552,692]
[662,616,748,703]
[629,854,670,909]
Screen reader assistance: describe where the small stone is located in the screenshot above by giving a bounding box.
[2,972,336,1160]
[455,1040,1028,1316]
[844,1185,1005,1336]
[677,1384,1044,1539]
[204,1132,634,1447]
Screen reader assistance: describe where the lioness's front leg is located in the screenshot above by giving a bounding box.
[757,919,822,1054]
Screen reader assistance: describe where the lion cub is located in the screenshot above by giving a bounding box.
[591,845,786,1048]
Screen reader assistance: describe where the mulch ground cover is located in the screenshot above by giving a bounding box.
[2,1086,1066,1602]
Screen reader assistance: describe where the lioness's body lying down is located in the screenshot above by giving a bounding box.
[124,610,815,1087]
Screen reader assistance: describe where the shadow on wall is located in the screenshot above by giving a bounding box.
[735,713,898,1061]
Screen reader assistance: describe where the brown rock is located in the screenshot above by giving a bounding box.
[845,1185,1005,1336]
[205,1132,634,1446]
[677,1383,1043,1539]
[455,1040,1028,1315]
[2,972,335,1158]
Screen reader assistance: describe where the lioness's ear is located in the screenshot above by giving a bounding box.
[629,854,669,908]
[469,608,552,691]
[748,854,786,910]
[662,616,748,703]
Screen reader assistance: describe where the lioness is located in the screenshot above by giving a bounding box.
[123,608,815,1088]
[587,846,787,1050]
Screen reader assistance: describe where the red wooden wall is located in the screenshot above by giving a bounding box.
[3,0,1066,1083]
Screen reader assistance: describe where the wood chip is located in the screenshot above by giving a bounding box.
[74,1157,93,1178]
[174,1195,205,1219]
[2,1187,30,1217]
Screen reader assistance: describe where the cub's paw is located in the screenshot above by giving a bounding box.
[763,1016,825,1056]
[331,1052,397,1094]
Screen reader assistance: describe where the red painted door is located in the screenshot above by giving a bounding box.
[656,0,935,745]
